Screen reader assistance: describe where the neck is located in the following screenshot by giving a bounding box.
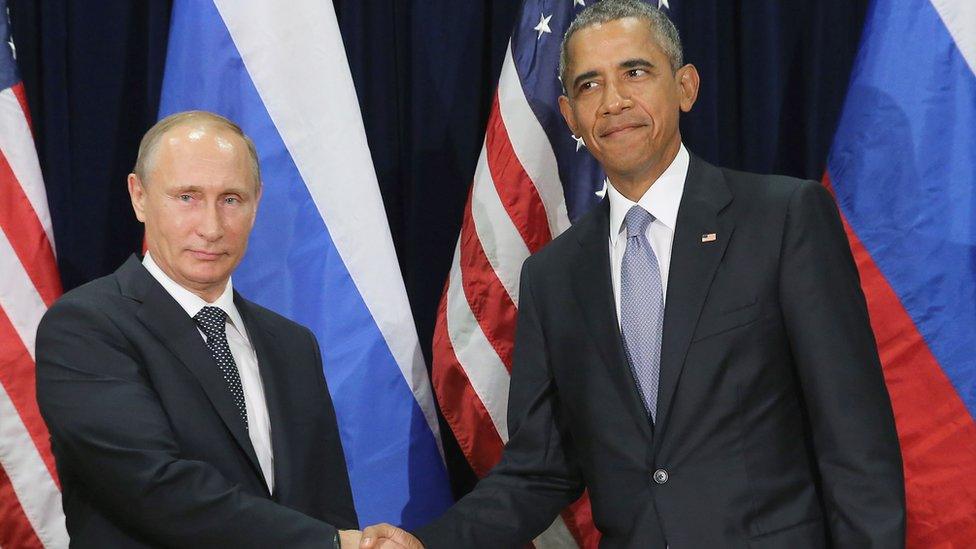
[191,285,225,304]
[609,140,681,202]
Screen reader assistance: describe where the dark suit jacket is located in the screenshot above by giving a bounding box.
[417,156,905,548]
[36,256,358,548]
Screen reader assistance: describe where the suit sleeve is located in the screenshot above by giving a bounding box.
[415,257,584,548]
[35,297,338,548]
[778,181,906,547]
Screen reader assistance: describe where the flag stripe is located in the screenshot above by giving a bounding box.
[460,195,519,370]
[210,1,443,449]
[10,83,32,129]
[0,380,67,548]
[496,44,571,238]
[486,93,552,254]
[470,144,531,305]
[0,151,60,308]
[0,88,56,256]
[0,307,58,483]
[431,284,505,476]
[930,0,976,76]
[561,497,600,549]
[827,176,976,544]
[444,240,511,442]
[0,464,44,549]
[0,229,48,361]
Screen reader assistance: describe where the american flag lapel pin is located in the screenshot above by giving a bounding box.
[701,233,717,243]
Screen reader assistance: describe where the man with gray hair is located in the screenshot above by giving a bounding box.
[37,110,362,547]
[364,0,904,546]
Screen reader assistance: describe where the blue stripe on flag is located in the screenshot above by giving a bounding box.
[160,0,452,528]
[827,0,976,417]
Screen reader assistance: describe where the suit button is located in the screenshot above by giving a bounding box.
[653,469,668,484]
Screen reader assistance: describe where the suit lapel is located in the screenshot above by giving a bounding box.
[653,157,733,446]
[235,296,291,501]
[117,257,265,487]
[570,200,654,442]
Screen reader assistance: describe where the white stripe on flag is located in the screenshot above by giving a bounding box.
[931,0,976,76]
[212,0,442,456]
[0,89,56,249]
[534,513,579,548]
[446,243,510,441]
[470,143,530,306]
[0,384,68,548]
[0,228,47,359]
[497,43,571,238]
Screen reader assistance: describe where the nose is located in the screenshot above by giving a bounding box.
[197,201,224,241]
[600,79,631,116]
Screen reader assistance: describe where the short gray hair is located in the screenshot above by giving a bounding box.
[133,110,262,189]
[559,0,683,93]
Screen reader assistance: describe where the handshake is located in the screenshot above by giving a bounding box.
[340,524,423,548]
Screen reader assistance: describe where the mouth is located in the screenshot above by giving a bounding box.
[599,123,646,138]
[188,249,226,261]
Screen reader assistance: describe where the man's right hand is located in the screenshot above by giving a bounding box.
[359,523,423,548]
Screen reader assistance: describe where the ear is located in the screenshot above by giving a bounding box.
[250,183,263,227]
[558,94,580,138]
[676,64,700,113]
[127,173,147,223]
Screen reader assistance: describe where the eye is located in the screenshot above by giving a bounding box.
[223,196,240,205]
[626,68,648,78]
[178,194,193,202]
[578,81,598,93]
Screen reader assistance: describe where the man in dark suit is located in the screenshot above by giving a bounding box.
[362,1,904,547]
[36,111,360,547]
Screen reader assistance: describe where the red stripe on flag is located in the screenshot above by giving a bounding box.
[561,495,600,548]
[0,463,44,549]
[458,193,518,371]
[485,94,552,254]
[824,175,976,546]
[0,149,62,307]
[11,83,34,131]
[431,283,505,477]
[0,307,60,486]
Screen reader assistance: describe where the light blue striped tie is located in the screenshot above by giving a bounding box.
[620,205,664,423]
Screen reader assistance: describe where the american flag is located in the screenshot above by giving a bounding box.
[431,1,670,546]
[0,2,68,546]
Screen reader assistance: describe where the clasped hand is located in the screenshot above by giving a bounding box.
[342,523,422,548]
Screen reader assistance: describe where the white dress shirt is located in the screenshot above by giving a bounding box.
[143,253,275,491]
[608,143,690,326]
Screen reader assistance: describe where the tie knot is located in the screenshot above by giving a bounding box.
[193,306,227,338]
[624,205,654,238]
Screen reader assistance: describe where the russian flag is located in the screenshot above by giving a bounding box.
[826,0,976,544]
[158,1,453,528]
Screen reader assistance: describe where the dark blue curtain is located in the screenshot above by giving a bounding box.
[10,0,171,290]
[9,0,866,499]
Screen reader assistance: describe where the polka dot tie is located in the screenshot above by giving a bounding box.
[620,205,664,424]
[194,306,248,431]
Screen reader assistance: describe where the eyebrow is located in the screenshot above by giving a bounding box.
[571,58,656,90]
[620,58,654,71]
[571,70,600,91]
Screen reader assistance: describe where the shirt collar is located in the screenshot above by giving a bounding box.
[142,253,249,343]
[608,143,689,245]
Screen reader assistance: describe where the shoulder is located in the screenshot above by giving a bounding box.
[522,202,605,276]
[40,270,129,332]
[705,163,834,227]
[717,165,819,206]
